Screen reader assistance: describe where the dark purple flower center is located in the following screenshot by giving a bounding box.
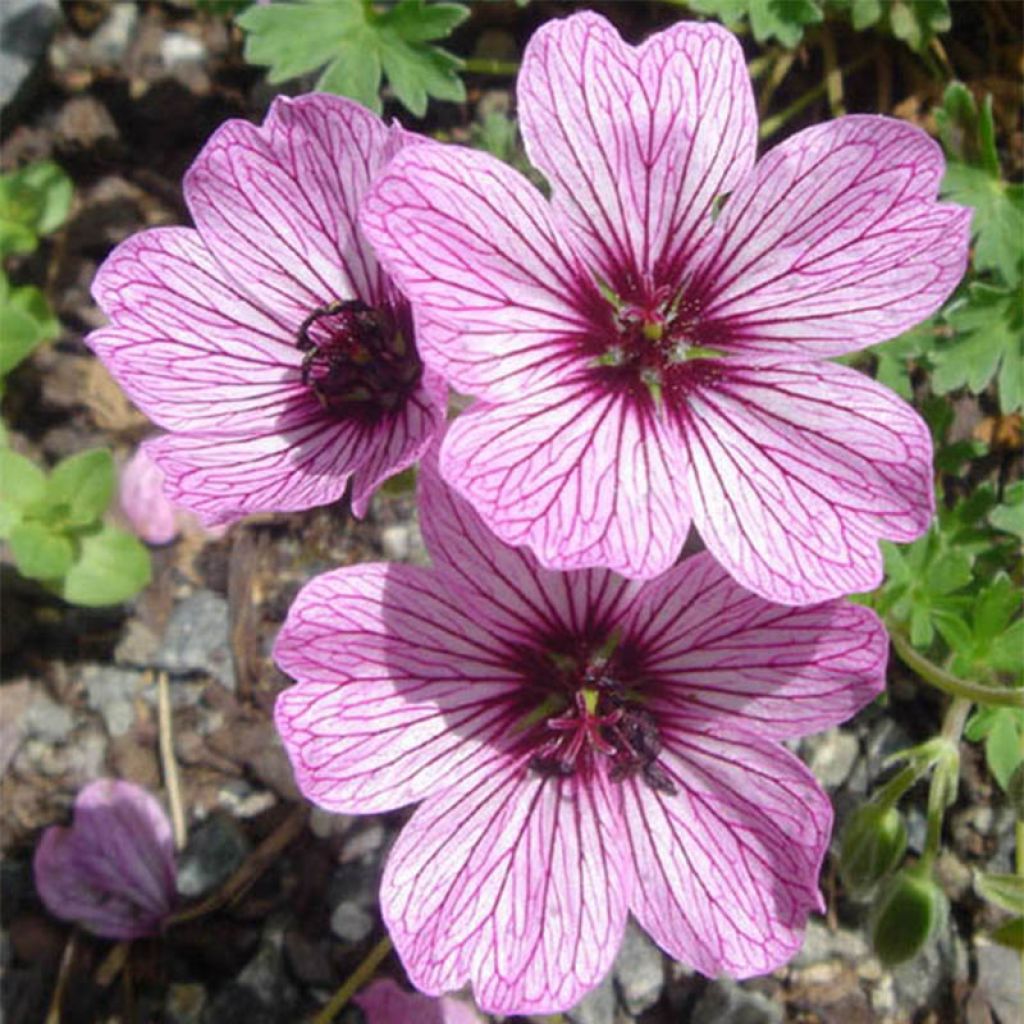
[517,633,676,794]
[296,299,422,424]
[581,279,731,411]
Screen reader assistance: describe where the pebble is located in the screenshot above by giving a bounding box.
[613,920,664,1015]
[155,591,235,691]
[864,720,913,785]
[973,941,1023,1024]
[792,919,870,968]
[691,978,783,1024]
[24,692,73,744]
[176,815,252,899]
[805,729,860,789]
[329,902,374,944]
[0,0,59,108]
[81,664,145,737]
[83,3,138,66]
[567,971,615,1024]
[160,32,205,68]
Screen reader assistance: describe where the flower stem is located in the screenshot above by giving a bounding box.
[310,935,393,1024]
[891,633,1024,709]
[920,698,971,871]
[462,57,520,76]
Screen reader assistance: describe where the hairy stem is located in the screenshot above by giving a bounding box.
[891,633,1024,709]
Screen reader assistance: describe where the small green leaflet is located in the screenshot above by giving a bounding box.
[965,707,1024,792]
[0,161,73,258]
[936,83,1024,287]
[237,0,469,117]
[989,482,1024,541]
[686,0,823,47]
[931,283,1023,413]
[842,0,949,52]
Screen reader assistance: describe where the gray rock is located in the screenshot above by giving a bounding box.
[974,941,1023,1024]
[864,720,913,785]
[155,591,235,691]
[233,919,298,1015]
[85,3,137,65]
[176,815,251,899]
[805,729,860,789]
[24,692,73,743]
[329,902,374,944]
[114,620,161,666]
[160,31,205,68]
[691,979,782,1024]
[0,0,59,109]
[567,971,615,1024]
[81,665,145,737]
[613,920,664,1015]
[792,919,870,968]
[889,919,962,1016]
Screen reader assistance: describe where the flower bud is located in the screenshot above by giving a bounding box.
[870,867,948,967]
[839,803,907,895]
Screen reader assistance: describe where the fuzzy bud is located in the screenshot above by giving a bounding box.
[839,803,907,895]
[870,867,948,967]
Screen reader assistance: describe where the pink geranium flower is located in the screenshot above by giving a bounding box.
[273,449,887,1014]
[33,779,177,940]
[87,95,446,526]
[355,978,484,1024]
[361,12,971,604]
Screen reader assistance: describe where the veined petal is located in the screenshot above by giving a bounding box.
[33,780,176,940]
[273,562,521,697]
[274,676,514,815]
[442,383,690,581]
[681,361,933,604]
[361,143,591,404]
[349,369,448,517]
[418,445,636,645]
[184,94,398,326]
[624,725,830,978]
[144,413,370,526]
[694,116,971,358]
[382,752,631,1015]
[622,553,887,739]
[519,12,755,289]
[87,227,301,433]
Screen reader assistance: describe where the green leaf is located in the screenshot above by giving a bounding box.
[985,711,1023,791]
[0,161,73,256]
[937,83,1024,285]
[0,303,45,377]
[237,0,361,82]
[318,37,383,112]
[0,449,47,537]
[688,0,823,46]
[976,872,1024,916]
[8,284,60,341]
[58,523,151,606]
[376,0,469,42]
[931,284,1023,412]
[885,0,950,52]
[990,482,1024,540]
[866,320,937,400]
[237,0,467,117]
[8,521,74,580]
[46,449,115,528]
[990,916,1024,951]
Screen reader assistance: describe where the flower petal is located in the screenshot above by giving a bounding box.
[624,725,830,978]
[694,116,971,358]
[418,444,636,644]
[87,227,300,434]
[143,414,368,526]
[33,780,177,939]
[361,143,591,404]
[273,564,520,813]
[349,369,447,517]
[354,978,484,1024]
[442,383,690,580]
[622,552,887,739]
[519,12,755,290]
[382,752,631,1014]
[681,360,933,604]
[184,94,398,326]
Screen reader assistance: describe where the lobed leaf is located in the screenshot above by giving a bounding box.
[58,524,152,606]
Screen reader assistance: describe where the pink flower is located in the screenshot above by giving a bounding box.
[33,779,177,940]
[87,95,446,527]
[355,978,484,1024]
[361,12,970,604]
[119,446,180,544]
[273,449,887,1014]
